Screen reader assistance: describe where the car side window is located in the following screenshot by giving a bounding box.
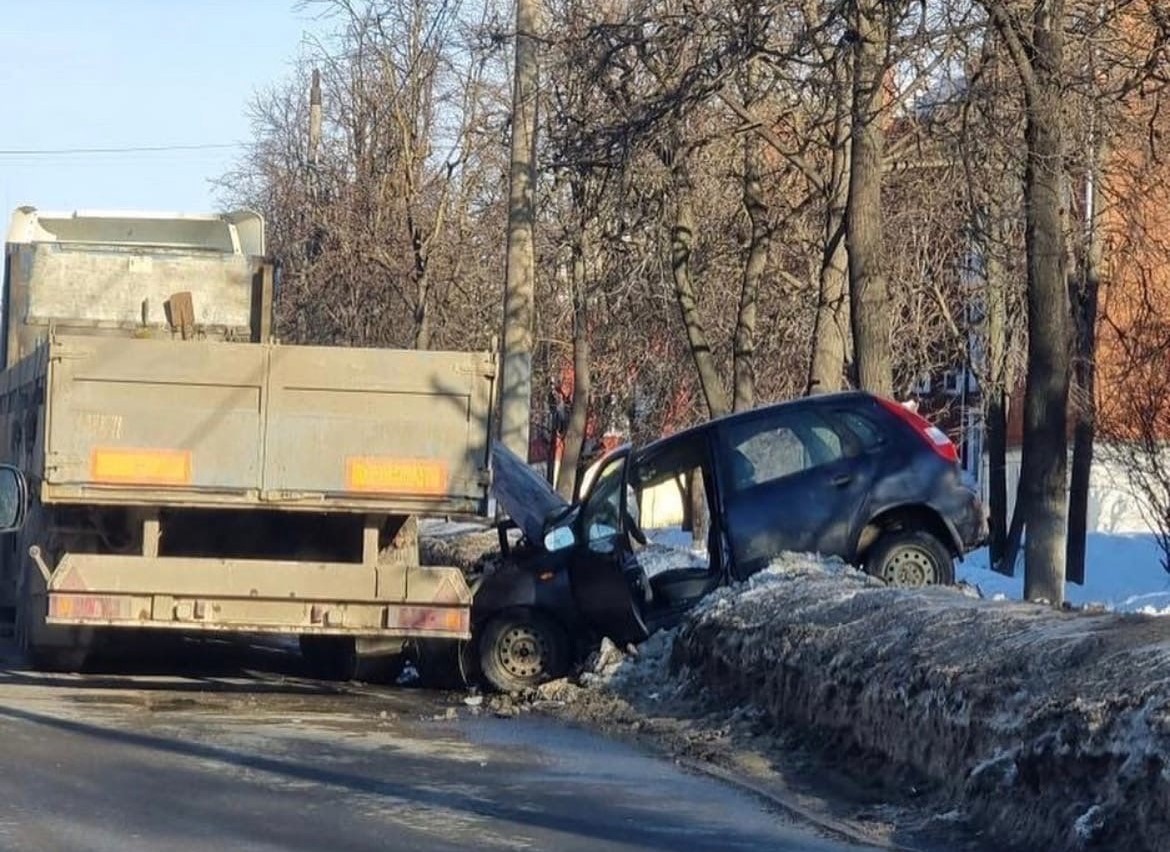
[723,410,847,491]
[836,409,884,450]
[808,423,844,464]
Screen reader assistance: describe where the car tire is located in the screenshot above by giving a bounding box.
[478,611,568,694]
[864,530,955,587]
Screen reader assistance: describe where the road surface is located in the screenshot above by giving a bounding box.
[0,636,875,851]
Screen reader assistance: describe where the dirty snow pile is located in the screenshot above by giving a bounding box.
[580,629,681,697]
[418,522,503,574]
[651,552,1170,851]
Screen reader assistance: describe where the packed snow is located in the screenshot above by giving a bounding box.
[639,528,708,577]
[664,552,1170,850]
[957,532,1170,614]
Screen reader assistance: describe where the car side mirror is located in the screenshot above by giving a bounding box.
[543,525,576,552]
[0,465,29,533]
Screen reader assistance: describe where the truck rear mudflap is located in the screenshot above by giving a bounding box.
[34,549,471,640]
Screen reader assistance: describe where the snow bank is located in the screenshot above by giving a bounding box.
[663,554,1170,850]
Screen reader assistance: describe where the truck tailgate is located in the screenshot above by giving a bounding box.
[41,335,494,514]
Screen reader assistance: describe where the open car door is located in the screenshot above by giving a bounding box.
[563,449,649,647]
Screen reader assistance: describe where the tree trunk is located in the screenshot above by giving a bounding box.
[500,0,540,458]
[1018,4,1071,605]
[1066,314,1096,588]
[986,387,1010,569]
[734,127,769,412]
[847,0,894,396]
[556,228,591,502]
[690,467,708,550]
[1067,145,1104,587]
[984,204,1011,570]
[412,275,432,350]
[672,157,730,418]
[410,220,432,350]
[808,66,851,396]
[1000,487,1026,575]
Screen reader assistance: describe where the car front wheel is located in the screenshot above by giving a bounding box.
[478,611,568,693]
[864,530,955,587]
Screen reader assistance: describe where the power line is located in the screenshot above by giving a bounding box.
[0,143,243,156]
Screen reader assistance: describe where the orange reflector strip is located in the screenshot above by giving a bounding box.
[49,593,133,621]
[387,605,469,634]
[91,447,192,486]
[346,457,448,495]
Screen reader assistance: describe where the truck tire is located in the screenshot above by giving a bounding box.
[478,611,568,694]
[353,652,406,685]
[864,530,955,587]
[16,602,90,673]
[298,636,405,683]
[298,636,359,681]
[415,638,476,689]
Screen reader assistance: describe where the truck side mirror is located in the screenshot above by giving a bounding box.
[0,465,29,533]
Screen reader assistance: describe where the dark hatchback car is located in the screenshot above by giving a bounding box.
[473,391,988,692]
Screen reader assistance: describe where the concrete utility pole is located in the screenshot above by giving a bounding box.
[308,69,322,201]
[499,0,540,459]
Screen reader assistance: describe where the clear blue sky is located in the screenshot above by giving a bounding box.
[0,0,320,215]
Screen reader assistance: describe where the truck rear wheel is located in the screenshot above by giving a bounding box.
[298,636,405,683]
[16,602,91,673]
[414,638,476,689]
[299,636,359,680]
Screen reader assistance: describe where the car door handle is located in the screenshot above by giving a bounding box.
[830,474,853,488]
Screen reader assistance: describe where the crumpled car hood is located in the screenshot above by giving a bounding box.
[490,441,569,545]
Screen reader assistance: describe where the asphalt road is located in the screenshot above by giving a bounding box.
[0,636,873,852]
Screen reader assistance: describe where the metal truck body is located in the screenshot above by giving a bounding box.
[0,207,494,669]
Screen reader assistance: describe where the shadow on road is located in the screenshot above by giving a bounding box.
[0,700,786,852]
[0,632,394,696]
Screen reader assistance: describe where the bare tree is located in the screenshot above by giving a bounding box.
[847,0,897,395]
[222,0,508,355]
[807,48,853,396]
[973,0,1071,603]
[952,29,1028,571]
[671,143,730,417]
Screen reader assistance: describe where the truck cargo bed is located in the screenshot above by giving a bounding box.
[8,334,495,516]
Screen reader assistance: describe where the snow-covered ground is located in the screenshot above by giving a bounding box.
[957,533,1170,614]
